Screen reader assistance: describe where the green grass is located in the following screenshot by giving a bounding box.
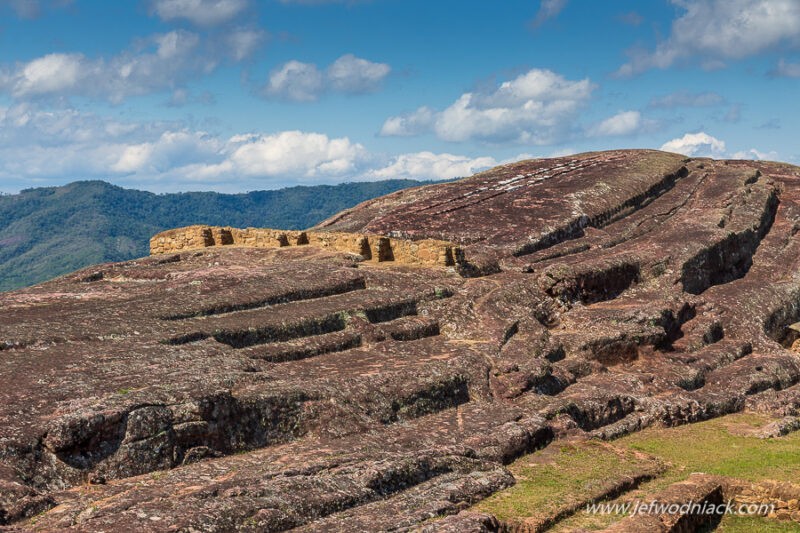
[475,412,800,531]
[715,515,800,532]
[475,440,661,525]
[618,412,800,484]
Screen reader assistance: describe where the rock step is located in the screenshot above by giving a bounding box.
[159,271,367,320]
[600,474,725,532]
[26,450,509,532]
[376,316,441,342]
[19,397,557,531]
[9,350,481,497]
[513,163,689,257]
[162,284,449,347]
[239,329,363,362]
[289,464,513,532]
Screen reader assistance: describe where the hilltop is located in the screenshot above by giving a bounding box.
[2,150,800,531]
[0,179,428,291]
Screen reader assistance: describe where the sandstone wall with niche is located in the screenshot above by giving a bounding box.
[150,225,465,268]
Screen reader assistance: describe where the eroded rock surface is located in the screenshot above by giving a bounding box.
[2,149,800,531]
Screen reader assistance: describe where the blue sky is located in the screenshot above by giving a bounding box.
[0,0,798,192]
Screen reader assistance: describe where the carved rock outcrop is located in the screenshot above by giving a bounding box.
[2,150,800,531]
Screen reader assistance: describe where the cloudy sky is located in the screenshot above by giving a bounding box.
[0,0,798,192]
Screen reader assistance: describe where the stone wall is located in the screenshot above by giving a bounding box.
[602,474,800,531]
[150,225,466,268]
[733,478,800,523]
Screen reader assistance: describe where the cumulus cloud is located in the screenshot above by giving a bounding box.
[0,29,261,103]
[660,132,779,162]
[263,61,324,102]
[368,152,498,181]
[0,104,189,183]
[102,130,369,182]
[379,106,435,137]
[587,111,651,137]
[617,0,800,76]
[0,103,491,191]
[649,91,724,108]
[150,0,249,26]
[225,131,367,177]
[0,108,368,186]
[262,54,390,101]
[660,132,727,157]
[381,68,594,144]
[327,54,391,93]
[0,101,515,192]
[110,131,224,174]
[8,53,85,97]
[731,148,779,161]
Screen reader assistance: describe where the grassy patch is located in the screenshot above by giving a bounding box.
[474,440,661,526]
[618,412,800,484]
[477,412,800,531]
[715,515,800,532]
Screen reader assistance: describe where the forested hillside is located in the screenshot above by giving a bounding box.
[0,179,427,291]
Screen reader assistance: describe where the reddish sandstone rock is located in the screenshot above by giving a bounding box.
[2,150,800,531]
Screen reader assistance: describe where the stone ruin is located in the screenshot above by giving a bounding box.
[149,226,466,269]
[1,149,800,530]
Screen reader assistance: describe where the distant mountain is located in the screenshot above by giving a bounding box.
[0,179,429,291]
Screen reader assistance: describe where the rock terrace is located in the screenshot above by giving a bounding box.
[2,149,800,531]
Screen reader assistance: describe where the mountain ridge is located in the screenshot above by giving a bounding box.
[0,178,430,291]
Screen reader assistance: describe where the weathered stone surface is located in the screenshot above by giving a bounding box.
[3,149,800,530]
[600,474,726,532]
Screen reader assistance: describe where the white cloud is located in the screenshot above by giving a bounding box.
[0,108,369,185]
[224,28,266,61]
[381,68,594,144]
[773,58,800,77]
[649,91,724,108]
[531,0,568,28]
[0,103,509,191]
[0,29,258,103]
[379,106,435,137]
[150,0,248,26]
[111,131,223,174]
[660,132,727,157]
[9,53,85,97]
[660,132,778,162]
[262,54,390,101]
[327,54,390,92]
[588,110,645,137]
[731,148,778,161]
[226,131,367,177]
[264,61,324,102]
[618,0,800,75]
[368,152,498,180]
